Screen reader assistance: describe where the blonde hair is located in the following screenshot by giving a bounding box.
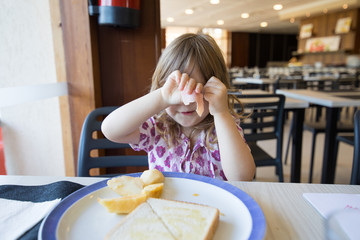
[150,33,241,147]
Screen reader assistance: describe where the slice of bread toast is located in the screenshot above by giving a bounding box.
[105,198,219,240]
[105,202,175,240]
[147,198,219,240]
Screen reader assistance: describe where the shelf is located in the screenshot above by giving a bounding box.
[292,50,352,56]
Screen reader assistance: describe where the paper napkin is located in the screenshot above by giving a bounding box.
[303,193,360,240]
[303,193,360,218]
[0,181,84,239]
[0,198,61,240]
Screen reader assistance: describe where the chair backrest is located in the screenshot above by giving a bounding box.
[233,94,286,156]
[77,106,148,177]
[351,109,360,185]
[234,94,285,139]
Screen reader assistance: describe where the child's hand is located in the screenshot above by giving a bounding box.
[161,70,203,105]
[160,70,182,105]
[203,77,228,116]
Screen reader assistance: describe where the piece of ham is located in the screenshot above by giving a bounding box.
[181,90,204,116]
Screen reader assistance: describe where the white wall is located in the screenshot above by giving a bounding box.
[0,0,66,175]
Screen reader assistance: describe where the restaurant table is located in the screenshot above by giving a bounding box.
[303,75,337,82]
[276,89,360,184]
[1,175,360,240]
[232,78,277,92]
[232,77,304,93]
[303,75,342,92]
[232,90,309,182]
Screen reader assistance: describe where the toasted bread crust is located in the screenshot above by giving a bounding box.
[203,209,219,240]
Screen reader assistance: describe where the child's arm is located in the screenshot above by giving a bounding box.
[204,77,256,181]
[101,71,201,144]
[101,88,167,144]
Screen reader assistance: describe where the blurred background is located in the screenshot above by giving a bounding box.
[0,0,359,180]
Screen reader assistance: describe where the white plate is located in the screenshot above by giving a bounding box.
[39,172,265,240]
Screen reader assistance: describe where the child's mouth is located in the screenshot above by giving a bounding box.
[181,111,195,115]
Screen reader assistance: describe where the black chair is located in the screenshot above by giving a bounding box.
[334,134,354,161]
[352,110,360,184]
[303,119,353,183]
[234,94,286,182]
[77,106,148,177]
[334,110,360,185]
[284,109,354,183]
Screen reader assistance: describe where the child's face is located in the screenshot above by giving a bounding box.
[165,65,210,128]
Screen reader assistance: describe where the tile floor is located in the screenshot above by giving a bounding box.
[253,108,355,184]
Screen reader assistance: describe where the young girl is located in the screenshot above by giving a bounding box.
[101,33,255,181]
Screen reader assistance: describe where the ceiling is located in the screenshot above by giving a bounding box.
[160,0,360,34]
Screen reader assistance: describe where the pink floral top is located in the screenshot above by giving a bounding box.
[130,116,246,181]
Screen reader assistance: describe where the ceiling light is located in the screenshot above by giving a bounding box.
[260,22,268,27]
[185,9,194,15]
[214,28,222,35]
[210,0,220,4]
[273,4,283,11]
[241,13,249,19]
[217,20,224,25]
[166,17,174,23]
[290,18,295,23]
[343,4,348,9]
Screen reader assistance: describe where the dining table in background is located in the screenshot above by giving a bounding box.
[276,89,360,184]
[232,76,305,93]
[1,175,360,240]
[230,89,309,182]
[232,77,277,91]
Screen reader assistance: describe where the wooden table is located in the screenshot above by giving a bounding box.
[231,90,309,182]
[276,89,360,183]
[232,181,360,240]
[1,175,359,240]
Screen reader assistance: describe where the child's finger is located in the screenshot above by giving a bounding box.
[204,76,222,88]
[178,73,189,90]
[195,83,203,93]
[168,70,181,83]
[185,78,197,94]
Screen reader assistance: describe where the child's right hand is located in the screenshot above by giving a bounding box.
[160,70,203,106]
[160,70,182,105]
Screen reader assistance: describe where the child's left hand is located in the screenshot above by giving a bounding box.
[203,77,229,116]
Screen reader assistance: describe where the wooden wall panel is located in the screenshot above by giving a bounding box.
[297,8,360,65]
[90,0,161,174]
[60,0,96,173]
[231,32,249,67]
[60,0,161,175]
[354,9,360,53]
[161,28,166,49]
[50,0,75,176]
[95,0,161,107]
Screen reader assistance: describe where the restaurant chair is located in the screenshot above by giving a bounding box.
[334,110,360,185]
[352,110,360,185]
[303,119,353,183]
[77,106,148,177]
[284,109,354,183]
[234,94,286,182]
